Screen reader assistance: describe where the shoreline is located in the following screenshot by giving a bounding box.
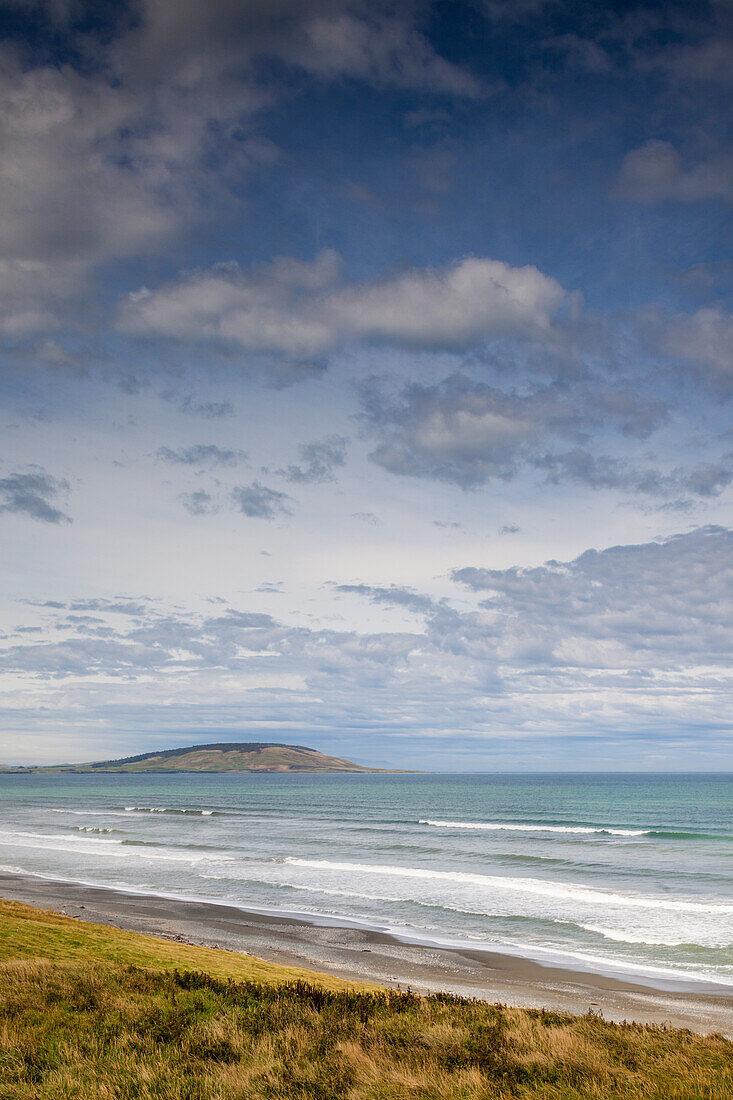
[1,869,731,1036]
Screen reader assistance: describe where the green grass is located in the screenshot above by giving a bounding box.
[0,900,364,990]
[0,900,730,1099]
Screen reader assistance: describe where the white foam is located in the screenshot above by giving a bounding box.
[49,809,133,817]
[0,830,233,864]
[124,807,215,815]
[284,858,733,914]
[48,806,216,817]
[10,830,121,846]
[573,923,698,947]
[420,819,648,837]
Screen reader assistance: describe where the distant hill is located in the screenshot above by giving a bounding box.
[2,741,400,774]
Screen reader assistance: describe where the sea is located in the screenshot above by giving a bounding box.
[1,772,731,991]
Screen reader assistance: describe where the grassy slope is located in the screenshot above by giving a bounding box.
[4,744,388,773]
[0,899,364,989]
[110,745,380,772]
[0,900,731,1099]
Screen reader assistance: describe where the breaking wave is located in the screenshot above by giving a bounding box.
[283,858,733,914]
[420,819,650,836]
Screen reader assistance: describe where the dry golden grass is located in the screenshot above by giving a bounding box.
[0,900,730,1099]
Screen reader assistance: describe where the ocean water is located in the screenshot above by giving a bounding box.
[1,772,731,990]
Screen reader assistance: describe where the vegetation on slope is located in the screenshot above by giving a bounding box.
[0,899,363,989]
[0,900,730,1099]
[3,741,392,773]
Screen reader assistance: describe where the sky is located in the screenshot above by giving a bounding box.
[0,0,731,770]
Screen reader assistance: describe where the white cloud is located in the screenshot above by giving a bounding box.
[121,252,341,356]
[120,251,567,355]
[330,257,566,345]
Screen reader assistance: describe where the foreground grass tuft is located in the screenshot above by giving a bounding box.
[0,901,730,1098]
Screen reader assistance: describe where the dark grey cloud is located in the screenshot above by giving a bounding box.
[361,375,534,488]
[178,395,235,420]
[647,307,733,394]
[158,444,247,467]
[0,57,177,269]
[0,468,71,524]
[181,489,219,516]
[499,524,520,534]
[680,455,733,497]
[451,526,733,670]
[117,373,147,395]
[204,609,276,630]
[0,258,87,338]
[359,374,669,491]
[335,584,437,615]
[535,449,733,503]
[589,389,668,441]
[128,0,482,98]
[644,32,733,89]
[68,599,150,616]
[159,391,236,419]
[534,450,664,494]
[484,0,733,94]
[280,436,348,483]
[232,481,293,519]
[614,141,733,204]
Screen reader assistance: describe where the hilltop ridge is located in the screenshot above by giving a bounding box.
[2,741,401,774]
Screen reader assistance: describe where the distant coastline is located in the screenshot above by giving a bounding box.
[0,740,413,774]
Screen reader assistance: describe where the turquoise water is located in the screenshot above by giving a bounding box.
[1,772,731,988]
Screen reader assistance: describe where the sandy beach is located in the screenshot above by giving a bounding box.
[1,869,731,1037]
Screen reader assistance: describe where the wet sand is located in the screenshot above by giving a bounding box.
[1,869,731,1036]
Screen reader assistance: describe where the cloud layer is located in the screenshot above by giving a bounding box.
[2,529,730,764]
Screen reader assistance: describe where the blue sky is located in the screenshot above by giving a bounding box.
[0,0,731,768]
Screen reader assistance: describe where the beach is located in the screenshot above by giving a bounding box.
[2,869,731,1036]
[1,770,731,1040]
